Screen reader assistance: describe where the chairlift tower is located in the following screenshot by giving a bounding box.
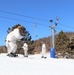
[49,17,59,58]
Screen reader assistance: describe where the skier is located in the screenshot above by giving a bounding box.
[22,41,28,57]
[41,42,47,59]
[5,26,24,57]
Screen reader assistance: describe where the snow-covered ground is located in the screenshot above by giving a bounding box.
[0,53,74,75]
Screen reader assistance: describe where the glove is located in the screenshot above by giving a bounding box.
[21,38,24,41]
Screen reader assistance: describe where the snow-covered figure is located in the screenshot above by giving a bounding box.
[22,42,28,57]
[41,42,47,59]
[5,26,23,57]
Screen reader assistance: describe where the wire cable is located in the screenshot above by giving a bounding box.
[0,10,74,31]
[0,10,49,22]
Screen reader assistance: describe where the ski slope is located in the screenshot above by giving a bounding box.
[0,53,74,75]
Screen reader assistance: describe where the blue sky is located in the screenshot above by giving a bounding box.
[0,0,74,46]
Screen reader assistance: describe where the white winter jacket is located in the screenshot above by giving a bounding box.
[6,28,23,42]
[42,43,46,51]
[22,43,28,51]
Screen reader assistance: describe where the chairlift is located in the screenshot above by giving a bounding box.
[34,23,38,37]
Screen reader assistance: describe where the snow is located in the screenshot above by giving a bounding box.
[0,53,74,75]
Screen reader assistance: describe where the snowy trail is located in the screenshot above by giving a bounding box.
[0,53,74,75]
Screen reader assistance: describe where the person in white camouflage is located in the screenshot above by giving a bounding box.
[22,41,28,57]
[41,42,47,59]
[5,26,23,57]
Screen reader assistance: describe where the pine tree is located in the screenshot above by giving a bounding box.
[55,31,70,57]
[7,24,34,54]
[68,37,74,55]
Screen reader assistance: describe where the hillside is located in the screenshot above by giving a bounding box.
[0,32,74,58]
[0,53,74,75]
[33,32,74,53]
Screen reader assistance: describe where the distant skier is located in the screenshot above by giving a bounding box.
[5,26,23,57]
[41,42,47,59]
[22,41,28,57]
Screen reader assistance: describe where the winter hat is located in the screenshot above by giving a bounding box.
[17,26,23,29]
